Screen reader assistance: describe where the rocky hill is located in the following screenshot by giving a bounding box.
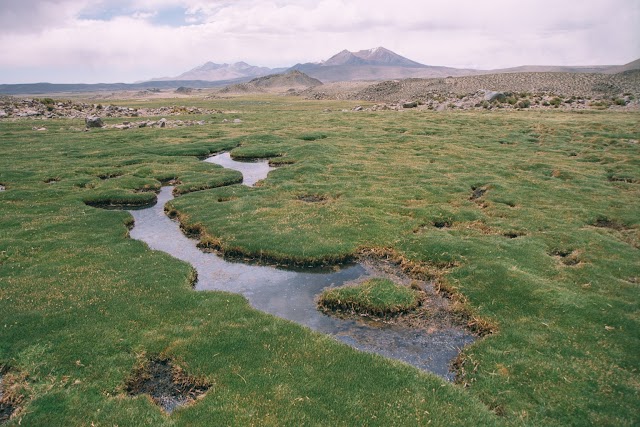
[298,70,640,111]
[220,70,322,94]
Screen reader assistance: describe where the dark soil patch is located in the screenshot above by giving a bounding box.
[469,186,487,201]
[0,368,25,424]
[433,220,452,229]
[0,393,16,424]
[607,175,637,183]
[126,357,210,414]
[297,194,327,203]
[549,248,582,266]
[97,173,122,180]
[217,196,237,202]
[593,217,627,231]
[503,231,525,239]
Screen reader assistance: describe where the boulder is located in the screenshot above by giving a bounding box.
[159,118,167,128]
[484,91,506,102]
[402,101,418,108]
[0,110,7,118]
[85,116,104,128]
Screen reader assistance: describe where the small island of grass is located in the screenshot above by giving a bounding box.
[318,277,421,317]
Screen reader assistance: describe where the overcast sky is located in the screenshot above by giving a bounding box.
[1,0,638,83]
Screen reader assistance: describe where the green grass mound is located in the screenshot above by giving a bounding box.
[318,278,421,317]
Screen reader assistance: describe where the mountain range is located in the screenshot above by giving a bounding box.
[151,61,287,82]
[1,47,638,95]
[154,47,639,84]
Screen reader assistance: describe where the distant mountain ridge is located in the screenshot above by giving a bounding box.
[149,47,640,84]
[323,47,427,67]
[152,61,287,82]
[1,47,639,95]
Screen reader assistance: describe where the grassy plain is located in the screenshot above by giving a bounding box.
[1,96,639,426]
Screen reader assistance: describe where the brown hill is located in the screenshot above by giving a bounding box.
[220,70,322,94]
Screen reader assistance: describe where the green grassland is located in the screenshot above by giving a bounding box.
[317,278,421,316]
[1,97,639,426]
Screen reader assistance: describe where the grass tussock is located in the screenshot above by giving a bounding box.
[318,277,421,317]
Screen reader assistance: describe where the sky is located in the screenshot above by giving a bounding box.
[0,0,639,84]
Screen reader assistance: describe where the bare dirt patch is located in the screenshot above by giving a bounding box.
[297,194,328,203]
[469,186,488,201]
[0,368,27,424]
[549,248,582,266]
[125,357,211,414]
[593,217,628,231]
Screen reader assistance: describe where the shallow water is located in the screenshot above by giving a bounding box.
[128,156,474,380]
[204,152,274,187]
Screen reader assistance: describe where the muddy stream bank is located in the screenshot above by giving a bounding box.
[127,153,475,381]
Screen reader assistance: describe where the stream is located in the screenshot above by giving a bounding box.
[127,152,474,380]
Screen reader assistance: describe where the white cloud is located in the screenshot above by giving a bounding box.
[0,0,638,83]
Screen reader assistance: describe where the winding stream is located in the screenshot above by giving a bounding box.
[127,153,474,380]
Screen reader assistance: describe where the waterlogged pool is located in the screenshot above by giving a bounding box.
[127,154,474,380]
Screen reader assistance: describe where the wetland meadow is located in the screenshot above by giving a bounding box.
[1,97,639,426]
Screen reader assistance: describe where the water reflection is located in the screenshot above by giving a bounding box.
[127,155,474,380]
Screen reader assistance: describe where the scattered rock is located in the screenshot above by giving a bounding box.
[0,110,7,118]
[85,116,104,128]
[353,106,363,111]
[233,118,242,123]
[402,101,418,108]
[159,118,167,128]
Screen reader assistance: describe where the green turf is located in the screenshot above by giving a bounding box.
[318,278,421,316]
[1,97,639,426]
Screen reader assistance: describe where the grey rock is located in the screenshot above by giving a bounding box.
[353,106,363,111]
[402,101,418,108]
[0,110,7,118]
[159,118,167,128]
[233,118,242,123]
[138,122,147,128]
[85,116,104,128]
[483,91,506,102]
